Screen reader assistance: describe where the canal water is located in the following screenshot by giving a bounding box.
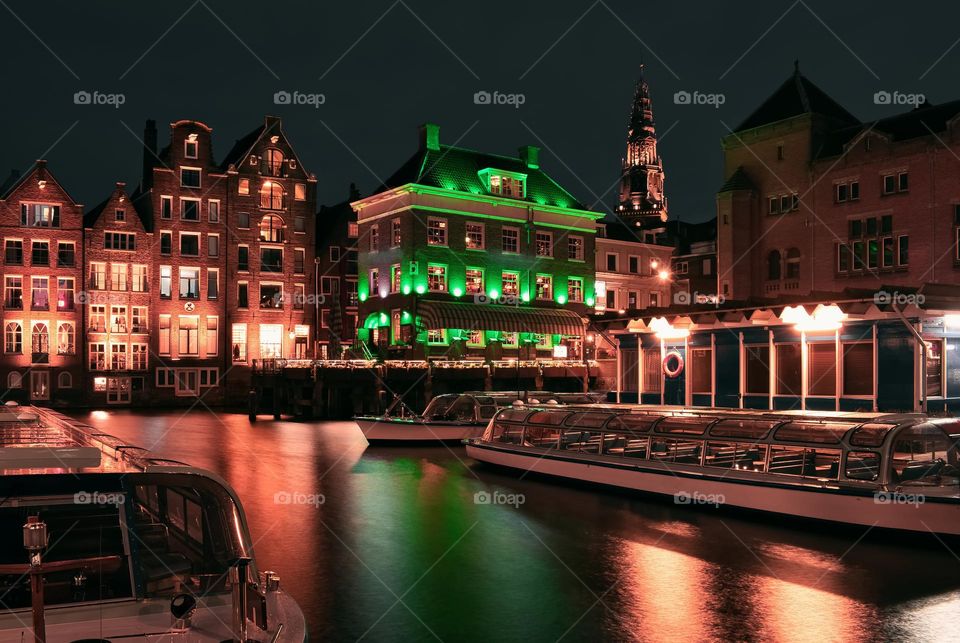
[74,410,959,642]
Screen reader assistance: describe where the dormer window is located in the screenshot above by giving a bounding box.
[264,149,285,176]
[184,134,198,159]
[478,168,527,199]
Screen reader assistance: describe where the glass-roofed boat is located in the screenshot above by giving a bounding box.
[465,405,960,536]
[0,404,306,642]
[355,391,604,443]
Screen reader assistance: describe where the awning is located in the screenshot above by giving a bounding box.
[417,300,586,336]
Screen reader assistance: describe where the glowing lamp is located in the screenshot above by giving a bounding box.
[402,285,412,295]
[359,292,368,302]
[415,285,426,294]
[452,287,463,297]
[556,294,567,305]
[650,259,659,269]
[586,297,595,306]
[521,292,530,302]
[650,316,690,340]
[658,270,670,281]
[782,304,845,332]
[379,289,388,299]
[945,313,960,329]
[488,289,499,300]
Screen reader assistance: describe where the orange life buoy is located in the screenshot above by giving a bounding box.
[662,350,684,378]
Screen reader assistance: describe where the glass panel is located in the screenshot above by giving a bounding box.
[704,442,767,471]
[603,434,648,458]
[890,424,959,485]
[745,345,769,394]
[495,408,532,424]
[654,416,712,435]
[845,451,881,481]
[774,422,849,445]
[524,425,562,448]
[649,438,702,464]
[528,410,572,426]
[849,423,896,447]
[768,445,841,478]
[709,419,778,440]
[563,411,613,429]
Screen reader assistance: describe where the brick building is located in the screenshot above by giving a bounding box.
[0,161,85,403]
[717,62,960,300]
[315,184,360,359]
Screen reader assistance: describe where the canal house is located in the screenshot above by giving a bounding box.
[601,284,960,413]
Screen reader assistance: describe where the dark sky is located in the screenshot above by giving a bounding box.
[2,1,958,222]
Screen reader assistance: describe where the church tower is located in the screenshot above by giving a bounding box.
[617,65,667,225]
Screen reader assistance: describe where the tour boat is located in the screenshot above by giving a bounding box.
[465,405,960,536]
[0,404,307,642]
[355,391,604,443]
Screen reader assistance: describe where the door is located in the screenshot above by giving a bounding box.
[29,371,49,400]
[662,346,686,406]
[175,369,199,397]
[107,377,131,404]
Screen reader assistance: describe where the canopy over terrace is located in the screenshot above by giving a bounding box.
[417,300,587,337]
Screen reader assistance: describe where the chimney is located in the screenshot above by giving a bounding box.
[348,182,361,201]
[519,145,540,169]
[142,119,157,189]
[265,115,282,133]
[419,123,440,151]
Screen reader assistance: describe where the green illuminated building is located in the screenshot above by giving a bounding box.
[353,123,602,361]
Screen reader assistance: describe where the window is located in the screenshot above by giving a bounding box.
[702,258,713,276]
[628,256,639,273]
[775,343,801,395]
[158,231,173,256]
[882,237,894,268]
[238,282,249,308]
[261,247,283,272]
[785,248,800,279]
[489,174,525,197]
[835,180,859,203]
[675,262,689,275]
[926,339,943,397]
[57,242,75,267]
[745,345,769,395]
[20,203,60,227]
[260,284,283,309]
[427,264,447,292]
[111,343,127,370]
[132,344,148,370]
[567,277,583,303]
[58,372,72,389]
[204,234,219,258]
[391,219,401,247]
[131,265,147,292]
[110,306,127,333]
[294,248,305,274]
[184,137,198,158]
[31,322,49,360]
[57,278,74,311]
[264,149,285,175]
[89,305,106,332]
[179,267,199,299]
[501,271,519,296]
[391,264,402,293]
[161,196,173,219]
[691,348,712,394]
[330,246,341,262]
[427,217,447,245]
[158,316,171,355]
[606,253,618,271]
[568,236,584,261]
[348,222,359,238]
[465,222,485,249]
[5,240,22,265]
[898,235,909,266]
[465,268,484,295]
[238,178,250,195]
[767,250,781,280]
[30,277,48,310]
[238,246,249,271]
[259,324,283,359]
[369,268,379,295]
[179,233,199,256]
[131,307,147,333]
[89,343,106,370]
[207,268,219,300]
[180,168,201,188]
[260,182,285,210]
[4,322,21,353]
[104,232,136,251]
[160,266,172,298]
[535,231,553,257]
[502,227,520,253]
[427,329,447,345]
[369,224,380,252]
[295,183,306,201]
[238,212,250,229]
[178,317,199,355]
[294,284,305,310]
[259,214,284,242]
[321,276,340,295]
[843,343,873,397]
[205,317,219,356]
[5,277,23,309]
[31,241,49,266]
[232,324,247,362]
[535,274,552,300]
[643,350,661,392]
[110,263,127,291]
[807,343,836,396]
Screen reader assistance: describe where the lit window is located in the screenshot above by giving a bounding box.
[20,203,60,227]
[501,272,519,296]
[179,268,199,299]
[57,277,75,310]
[260,284,283,309]
[489,175,525,198]
[427,217,447,245]
[260,181,285,209]
[259,324,283,358]
[535,274,553,300]
[535,231,552,257]
[427,264,447,292]
[109,264,127,291]
[259,215,284,242]
[465,268,484,294]
[567,278,583,303]
[4,322,22,353]
[178,316,199,356]
[238,178,250,195]
[465,222,484,249]
[391,218,401,247]
[391,265,401,293]
[57,322,74,355]
[264,149,285,176]
[295,183,306,201]
[568,236,584,261]
[232,323,247,362]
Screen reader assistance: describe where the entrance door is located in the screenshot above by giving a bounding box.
[29,371,49,400]
[175,369,199,397]
[107,377,131,404]
[662,347,686,405]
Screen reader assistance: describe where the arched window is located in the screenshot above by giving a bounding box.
[32,323,49,357]
[259,181,285,210]
[57,372,72,389]
[264,149,285,176]
[7,371,21,389]
[57,322,75,355]
[259,214,285,243]
[786,248,801,279]
[4,322,22,354]
[767,250,781,280]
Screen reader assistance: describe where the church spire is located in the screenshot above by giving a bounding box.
[617,64,667,224]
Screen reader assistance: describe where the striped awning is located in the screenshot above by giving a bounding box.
[417,300,585,336]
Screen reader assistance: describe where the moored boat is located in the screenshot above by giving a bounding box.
[465,405,960,536]
[0,404,307,641]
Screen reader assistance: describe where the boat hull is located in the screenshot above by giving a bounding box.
[465,443,960,536]
[357,418,485,442]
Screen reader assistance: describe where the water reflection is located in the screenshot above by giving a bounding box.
[73,411,960,641]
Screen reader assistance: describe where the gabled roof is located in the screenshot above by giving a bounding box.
[735,64,858,132]
[84,184,146,230]
[718,166,755,193]
[220,124,265,170]
[0,170,21,199]
[83,197,111,228]
[0,161,78,206]
[378,144,588,211]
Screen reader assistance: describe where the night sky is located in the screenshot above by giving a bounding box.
[2,1,958,222]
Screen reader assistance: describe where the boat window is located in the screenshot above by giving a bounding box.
[528,410,572,426]
[704,442,767,471]
[496,408,533,423]
[607,414,658,434]
[422,395,457,419]
[443,397,476,422]
[478,405,499,419]
[560,428,605,454]
[603,434,648,459]
[849,423,896,447]
[890,423,960,486]
[473,396,498,406]
[649,438,703,464]
[709,419,778,440]
[654,416,714,435]
[491,421,524,445]
[564,411,614,429]
[525,424,562,448]
[773,422,849,445]
[768,445,841,479]
[845,451,881,481]
[0,493,133,608]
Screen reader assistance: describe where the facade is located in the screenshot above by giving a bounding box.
[666,219,718,305]
[353,124,601,367]
[593,228,672,313]
[315,185,360,359]
[717,62,960,301]
[0,161,84,403]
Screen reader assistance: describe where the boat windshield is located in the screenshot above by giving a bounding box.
[422,395,458,420]
[890,423,960,487]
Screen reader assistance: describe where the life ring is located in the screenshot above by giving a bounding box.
[662,350,684,378]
